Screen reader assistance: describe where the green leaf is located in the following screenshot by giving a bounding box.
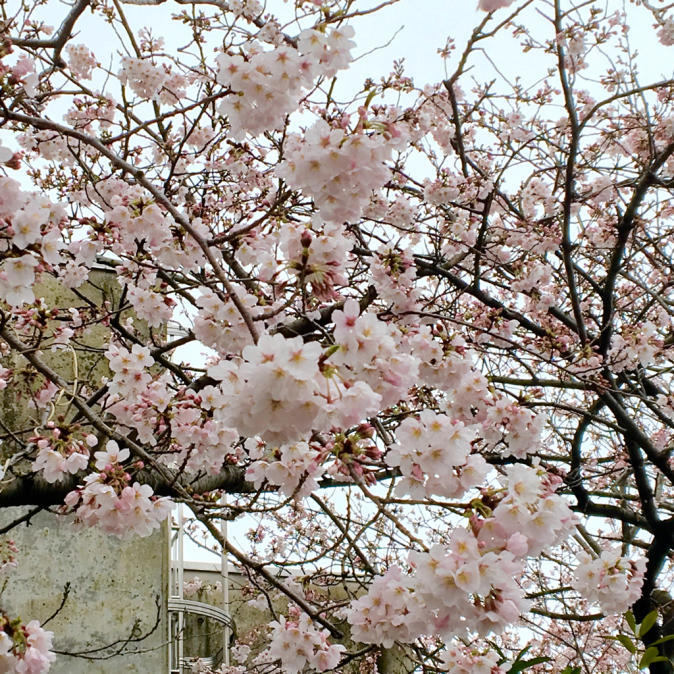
[605,634,637,654]
[507,657,551,673]
[638,610,660,638]
[512,644,532,661]
[625,610,637,635]
[639,646,665,669]
[560,667,582,674]
[485,638,506,660]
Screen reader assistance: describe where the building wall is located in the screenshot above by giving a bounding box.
[0,509,168,673]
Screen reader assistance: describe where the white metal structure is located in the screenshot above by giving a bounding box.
[169,507,233,673]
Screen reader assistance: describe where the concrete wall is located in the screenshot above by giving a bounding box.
[0,509,168,673]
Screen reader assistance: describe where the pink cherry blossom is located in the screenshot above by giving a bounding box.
[478,0,516,11]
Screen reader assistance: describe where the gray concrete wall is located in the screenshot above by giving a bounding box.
[0,509,168,673]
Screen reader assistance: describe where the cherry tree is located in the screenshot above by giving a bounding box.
[0,0,674,671]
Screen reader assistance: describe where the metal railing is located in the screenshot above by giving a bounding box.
[169,506,234,673]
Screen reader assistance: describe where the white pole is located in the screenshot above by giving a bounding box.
[221,496,230,667]
[168,515,174,673]
[177,506,184,672]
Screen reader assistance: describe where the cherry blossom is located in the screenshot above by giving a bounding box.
[119,57,167,100]
[478,0,516,10]
[0,255,39,306]
[266,613,344,673]
[385,410,484,498]
[64,440,171,537]
[276,119,399,224]
[440,643,505,673]
[65,44,97,80]
[0,614,55,674]
[573,547,647,615]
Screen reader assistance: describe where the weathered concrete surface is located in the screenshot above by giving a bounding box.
[0,509,168,673]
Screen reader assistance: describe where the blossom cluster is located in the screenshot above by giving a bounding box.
[216,26,354,139]
[32,425,94,483]
[346,566,422,647]
[9,55,38,96]
[266,613,345,673]
[206,317,410,453]
[0,613,55,674]
[573,547,646,615]
[102,188,206,273]
[17,124,89,164]
[483,401,546,459]
[119,57,167,100]
[482,463,576,557]
[216,45,314,140]
[105,343,155,399]
[297,25,355,78]
[0,254,39,307]
[211,333,325,445]
[104,361,242,475]
[105,375,171,449]
[193,289,259,355]
[348,464,575,643]
[385,410,489,498]
[0,177,65,306]
[279,216,351,299]
[64,442,172,537]
[183,576,222,597]
[331,298,418,408]
[245,440,325,497]
[276,119,398,224]
[171,392,241,474]
[440,643,505,673]
[65,44,97,80]
[370,245,420,314]
[126,284,176,329]
[405,325,547,459]
[608,321,660,372]
[658,17,674,46]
